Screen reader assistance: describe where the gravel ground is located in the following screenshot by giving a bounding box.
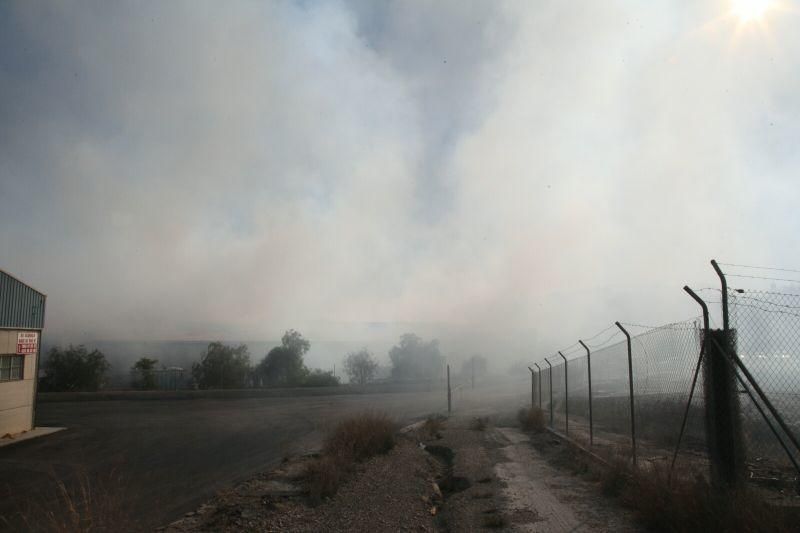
[163,410,642,532]
[164,433,444,532]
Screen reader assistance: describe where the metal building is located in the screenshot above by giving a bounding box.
[0,269,46,436]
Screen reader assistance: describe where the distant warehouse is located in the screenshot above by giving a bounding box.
[0,270,45,437]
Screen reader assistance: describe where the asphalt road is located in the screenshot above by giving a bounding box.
[0,390,457,531]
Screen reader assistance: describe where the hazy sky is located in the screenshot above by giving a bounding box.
[2,1,799,362]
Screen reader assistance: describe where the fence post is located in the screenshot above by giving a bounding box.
[527,367,535,407]
[534,363,542,408]
[670,286,710,481]
[578,340,593,446]
[703,330,745,486]
[545,358,553,427]
[615,322,637,466]
[559,351,568,436]
[706,262,745,487]
[447,364,451,414]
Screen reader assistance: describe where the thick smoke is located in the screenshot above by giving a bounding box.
[2,1,799,367]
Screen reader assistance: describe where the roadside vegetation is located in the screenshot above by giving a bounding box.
[39,330,452,392]
[39,345,110,392]
[422,414,446,438]
[343,349,378,385]
[6,468,135,533]
[597,458,799,532]
[516,410,799,532]
[305,412,396,503]
[130,356,159,390]
[517,406,545,432]
[470,416,489,431]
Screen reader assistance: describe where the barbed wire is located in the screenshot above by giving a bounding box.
[727,273,800,284]
[731,293,800,311]
[729,300,800,320]
[584,329,623,350]
[730,288,800,299]
[718,262,800,275]
[581,323,617,342]
[620,317,702,332]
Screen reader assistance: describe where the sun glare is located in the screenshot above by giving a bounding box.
[730,0,775,22]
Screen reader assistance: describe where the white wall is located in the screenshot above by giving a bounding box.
[0,329,38,436]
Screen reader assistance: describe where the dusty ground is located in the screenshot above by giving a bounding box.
[0,385,527,531]
[163,413,641,532]
[164,436,442,532]
[494,426,639,532]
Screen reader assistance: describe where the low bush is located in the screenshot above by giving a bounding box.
[422,415,445,438]
[305,412,396,503]
[470,417,489,431]
[305,456,344,502]
[323,412,395,461]
[517,407,545,432]
[589,455,800,532]
[622,464,798,533]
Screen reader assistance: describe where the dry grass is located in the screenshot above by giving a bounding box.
[590,455,800,532]
[421,414,446,438]
[517,407,545,432]
[4,468,137,532]
[323,412,396,461]
[305,412,396,503]
[304,455,344,502]
[470,417,489,431]
[625,465,799,533]
[596,454,633,497]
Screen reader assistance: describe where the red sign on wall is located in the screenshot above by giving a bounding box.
[17,332,38,355]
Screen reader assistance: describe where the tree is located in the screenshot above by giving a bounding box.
[389,333,444,381]
[131,357,159,390]
[191,342,251,389]
[256,330,311,387]
[40,345,110,392]
[282,329,310,356]
[302,369,340,387]
[344,349,378,385]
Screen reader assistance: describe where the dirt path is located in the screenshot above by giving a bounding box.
[494,426,640,532]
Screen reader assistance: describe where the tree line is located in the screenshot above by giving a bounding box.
[38,331,486,392]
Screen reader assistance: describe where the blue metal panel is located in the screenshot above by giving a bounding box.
[0,270,46,330]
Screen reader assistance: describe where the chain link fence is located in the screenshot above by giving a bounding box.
[527,262,800,491]
[532,304,800,487]
[730,289,800,477]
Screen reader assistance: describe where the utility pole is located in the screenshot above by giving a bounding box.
[447,364,451,413]
[471,357,475,389]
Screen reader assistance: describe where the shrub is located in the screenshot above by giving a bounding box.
[597,454,633,497]
[470,417,489,431]
[517,407,545,432]
[323,412,395,461]
[305,412,396,503]
[621,464,799,532]
[422,415,445,438]
[305,456,344,503]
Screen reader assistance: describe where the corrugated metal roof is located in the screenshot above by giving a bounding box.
[0,270,46,329]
